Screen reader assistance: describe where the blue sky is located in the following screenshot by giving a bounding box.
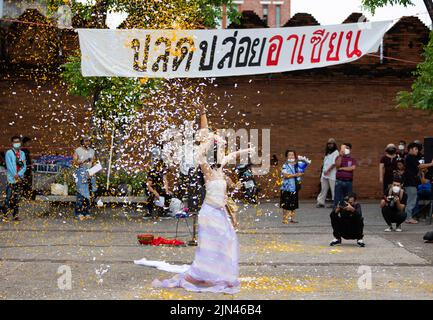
[101,0,432,29]
[291,0,431,26]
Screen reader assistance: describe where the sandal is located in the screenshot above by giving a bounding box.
[282,212,290,224]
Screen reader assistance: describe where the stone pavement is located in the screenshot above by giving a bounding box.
[1,199,433,300]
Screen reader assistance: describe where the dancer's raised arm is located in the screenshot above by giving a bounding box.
[222,146,256,168]
[200,105,208,130]
[195,133,214,179]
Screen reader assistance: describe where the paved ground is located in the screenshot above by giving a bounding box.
[1,199,433,300]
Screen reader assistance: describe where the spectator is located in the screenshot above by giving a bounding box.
[404,142,433,224]
[380,176,407,232]
[146,158,172,217]
[271,155,279,166]
[334,143,357,208]
[2,136,26,222]
[393,159,405,181]
[379,143,398,195]
[413,167,432,220]
[280,149,303,224]
[414,140,424,161]
[73,136,97,221]
[397,140,407,160]
[21,136,33,199]
[330,192,365,247]
[316,138,339,208]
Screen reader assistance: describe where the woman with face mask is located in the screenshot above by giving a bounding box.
[379,144,398,195]
[280,149,303,224]
[380,176,407,232]
[3,136,27,222]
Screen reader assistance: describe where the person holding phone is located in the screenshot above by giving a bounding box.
[329,192,365,247]
[280,149,303,224]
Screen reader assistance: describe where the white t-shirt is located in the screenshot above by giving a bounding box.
[321,150,339,180]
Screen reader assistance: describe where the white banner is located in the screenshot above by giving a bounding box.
[78,21,392,78]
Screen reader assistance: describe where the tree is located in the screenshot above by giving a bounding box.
[363,0,433,111]
[54,0,240,131]
[46,0,240,191]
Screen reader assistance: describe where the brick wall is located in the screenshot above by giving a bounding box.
[0,10,432,200]
[204,74,432,200]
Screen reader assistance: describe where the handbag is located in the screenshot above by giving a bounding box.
[226,197,239,215]
[423,230,433,242]
[226,197,239,228]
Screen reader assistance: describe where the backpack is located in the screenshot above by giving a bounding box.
[423,230,433,242]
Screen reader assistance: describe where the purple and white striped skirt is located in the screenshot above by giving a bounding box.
[152,203,240,294]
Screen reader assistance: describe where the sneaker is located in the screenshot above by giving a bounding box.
[316,204,325,208]
[395,227,403,232]
[384,226,393,232]
[12,217,21,221]
[76,214,85,221]
[330,238,342,246]
[2,217,9,222]
[357,239,365,247]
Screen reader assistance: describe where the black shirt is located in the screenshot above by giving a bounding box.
[340,203,362,218]
[386,187,408,205]
[404,154,420,187]
[147,163,168,194]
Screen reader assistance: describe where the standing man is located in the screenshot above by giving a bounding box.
[334,143,357,208]
[404,142,433,224]
[379,143,398,195]
[3,136,26,222]
[316,138,339,208]
[73,136,96,221]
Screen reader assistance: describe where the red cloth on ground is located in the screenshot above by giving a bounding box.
[150,237,185,246]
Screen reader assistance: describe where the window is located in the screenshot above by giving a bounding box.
[262,4,268,25]
[275,5,281,27]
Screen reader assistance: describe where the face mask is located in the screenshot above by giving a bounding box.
[398,145,405,151]
[386,148,396,154]
[392,186,401,194]
[287,158,295,163]
[344,148,351,155]
[13,143,21,149]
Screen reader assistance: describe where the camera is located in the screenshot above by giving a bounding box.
[338,196,350,209]
[17,160,24,169]
[386,195,396,207]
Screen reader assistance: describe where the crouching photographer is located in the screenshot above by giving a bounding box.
[380,176,407,232]
[329,192,365,247]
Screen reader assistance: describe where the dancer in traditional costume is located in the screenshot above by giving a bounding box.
[135,107,253,294]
